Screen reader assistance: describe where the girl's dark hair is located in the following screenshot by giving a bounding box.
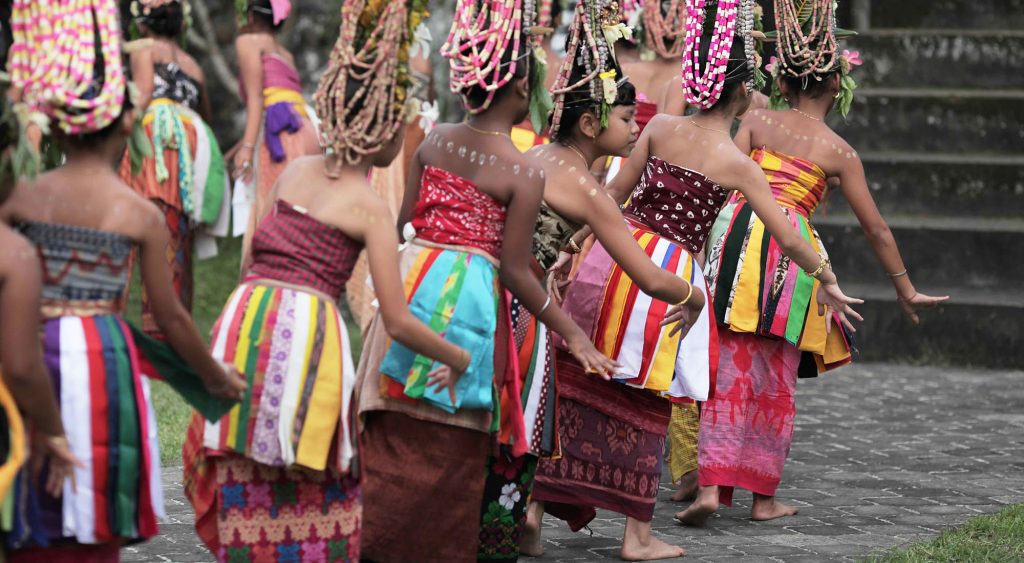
[780,69,839,100]
[696,33,751,112]
[552,63,638,142]
[462,44,531,111]
[65,87,135,147]
[138,2,185,39]
[248,0,285,31]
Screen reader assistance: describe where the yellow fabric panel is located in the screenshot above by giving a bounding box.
[645,254,692,392]
[798,231,827,355]
[263,87,308,117]
[729,219,765,332]
[295,304,344,470]
[667,401,700,482]
[0,376,26,502]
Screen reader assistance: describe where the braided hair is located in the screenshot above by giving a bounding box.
[314,0,427,171]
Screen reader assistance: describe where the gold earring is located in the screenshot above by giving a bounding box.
[834,91,841,99]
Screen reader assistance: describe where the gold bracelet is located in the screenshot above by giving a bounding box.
[676,281,694,306]
[809,256,830,279]
[566,238,582,254]
[888,269,908,278]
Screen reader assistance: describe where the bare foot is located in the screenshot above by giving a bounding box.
[750,494,799,521]
[519,501,545,557]
[669,471,697,502]
[674,486,718,527]
[620,535,686,561]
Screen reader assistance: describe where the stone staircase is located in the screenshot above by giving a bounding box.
[819,1,1024,368]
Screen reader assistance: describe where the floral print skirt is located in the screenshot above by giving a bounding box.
[210,454,360,562]
[478,448,539,561]
[532,351,672,526]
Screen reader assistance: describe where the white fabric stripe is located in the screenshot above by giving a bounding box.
[279,291,312,466]
[670,260,712,401]
[185,107,211,224]
[59,318,96,543]
[520,322,548,444]
[141,378,166,520]
[204,287,249,449]
[337,307,355,472]
[615,238,671,383]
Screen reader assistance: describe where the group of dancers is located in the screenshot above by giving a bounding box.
[0,0,947,562]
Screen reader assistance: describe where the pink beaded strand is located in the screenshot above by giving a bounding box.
[680,0,740,109]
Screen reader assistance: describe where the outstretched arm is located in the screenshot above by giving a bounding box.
[500,172,618,378]
[838,154,948,323]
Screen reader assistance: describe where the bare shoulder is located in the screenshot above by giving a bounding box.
[717,147,765,189]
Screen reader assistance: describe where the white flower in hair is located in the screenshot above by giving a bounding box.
[417,99,439,133]
[410,22,433,58]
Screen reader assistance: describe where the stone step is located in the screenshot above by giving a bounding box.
[869,0,1024,30]
[813,215,1024,289]
[831,88,1024,154]
[846,30,1024,90]
[840,282,1023,368]
[824,152,1024,219]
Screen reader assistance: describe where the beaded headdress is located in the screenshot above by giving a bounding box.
[314,0,429,170]
[9,0,128,136]
[766,0,860,117]
[641,0,687,59]
[444,0,544,118]
[680,0,761,110]
[549,0,632,138]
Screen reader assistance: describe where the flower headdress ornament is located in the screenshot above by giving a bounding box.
[681,0,762,109]
[549,0,631,137]
[314,0,429,173]
[765,0,860,118]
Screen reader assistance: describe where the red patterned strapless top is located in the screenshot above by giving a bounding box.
[246,200,364,301]
[624,156,730,254]
[410,165,508,258]
[635,97,658,135]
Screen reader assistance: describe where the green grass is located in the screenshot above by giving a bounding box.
[870,504,1024,562]
[137,236,363,464]
[128,238,243,464]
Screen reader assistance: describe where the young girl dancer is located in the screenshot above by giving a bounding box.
[2,1,244,559]
[516,2,705,558]
[355,1,617,561]
[678,0,947,525]
[120,0,229,339]
[181,2,470,561]
[232,0,321,261]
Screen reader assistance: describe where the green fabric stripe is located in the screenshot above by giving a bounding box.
[714,204,753,323]
[754,222,772,334]
[519,323,540,406]
[237,289,273,451]
[200,122,227,225]
[106,317,140,538]
[785,220,816,343]
[126,324,235,421]
[406,253,470,399]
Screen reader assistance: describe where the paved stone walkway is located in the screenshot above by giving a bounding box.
[126,364,1024,562]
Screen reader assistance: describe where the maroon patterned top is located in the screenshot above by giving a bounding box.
[624,156,729,253]
[246,200,363,301]
[410,165,507,259]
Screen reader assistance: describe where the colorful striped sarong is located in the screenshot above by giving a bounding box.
[562,220,716,400]
[197,283,356,473]
[706,148,852,375]
[5,316,161,551]
[380,245,500,414]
